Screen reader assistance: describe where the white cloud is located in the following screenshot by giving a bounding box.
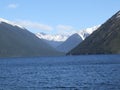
[13,20,77,34]
[8,4,18,9]
[56,24,76,34]
[56,24,74,31]
[14,20,53,31]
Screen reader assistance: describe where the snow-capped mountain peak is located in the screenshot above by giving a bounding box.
[116,11,120,18]
[36,25,100,48]
[0,18,24,29]
[56,25,100,53]
[78,25,100,40]
[36,33,69,41]
[36,25,100,42]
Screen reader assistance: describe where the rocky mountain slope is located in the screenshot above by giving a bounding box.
[67,11,120,55]
[56,26,99,53]
[57,33,83,53]
[0,18,63,57]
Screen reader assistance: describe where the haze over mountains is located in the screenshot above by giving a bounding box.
[0,18,63,57]
[68,10,120,55]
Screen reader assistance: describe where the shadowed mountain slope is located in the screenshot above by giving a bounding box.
[68,11,120,55]
[0,19,63,57]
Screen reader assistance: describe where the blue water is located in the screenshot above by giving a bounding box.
[0,55,120,90]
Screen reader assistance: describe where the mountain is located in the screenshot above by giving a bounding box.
[36,33,69,47]
[78,25,100,40]
[57,26,99,53]
[67,10,120,55]
[57,33,83,53]
[0,18,63,57]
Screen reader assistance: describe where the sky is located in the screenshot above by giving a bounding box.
[0,0,120,34]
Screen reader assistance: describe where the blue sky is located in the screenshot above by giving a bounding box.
[0,0,120,34]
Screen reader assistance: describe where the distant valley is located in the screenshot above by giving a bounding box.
[36,25,99,53]
[0,10,120,57]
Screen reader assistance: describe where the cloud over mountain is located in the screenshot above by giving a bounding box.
[14,20,53,31]
[8,3,18,9]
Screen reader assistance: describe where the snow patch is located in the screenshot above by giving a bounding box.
[116,11,120,18]
[0,18,25,29]
[36,33,69,41]
[36,25,100,41]
[78,25,100,40]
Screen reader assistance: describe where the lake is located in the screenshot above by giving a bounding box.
[0,55,120,90]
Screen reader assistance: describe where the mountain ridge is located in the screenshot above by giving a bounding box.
[0,18,63,57]
[57,33,83,53]
[36,25,99,48]
[67,10,120,55]
[56,26,99,53]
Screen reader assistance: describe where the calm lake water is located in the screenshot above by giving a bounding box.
[0,55,120,90]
